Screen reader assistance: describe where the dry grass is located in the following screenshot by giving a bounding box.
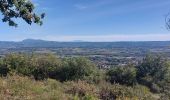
[0,75,160,100]
[0,75,70,100]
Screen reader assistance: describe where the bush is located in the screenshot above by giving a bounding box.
[56,57,100,82]
[2,53,33,76]
[136,54,170,93]
[0,53,101,82]
[0,53,62,80]
[107,64,137,86]
[98,82,156,100]
[0,59,9,76]
[30,53,62,80]
[0,75,71,100]
[1,53,170,99]
[65,80,98,99]
[137,55,165,79]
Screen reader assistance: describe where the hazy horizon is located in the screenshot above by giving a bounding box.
[0,34,170,42]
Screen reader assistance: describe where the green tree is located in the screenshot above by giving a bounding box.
[137,54,170,93]
[30,53,62,80]
[107,65,137,86]
[0,58,9,76]
[1,53,62,80]
[3,53,33,76]
[0,0,45,27]
[56,57,99,82]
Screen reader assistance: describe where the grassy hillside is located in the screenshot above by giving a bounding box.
[0,53,170,100]
[0,75,158,100]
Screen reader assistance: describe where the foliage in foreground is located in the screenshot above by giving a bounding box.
[0,53,101,83]
[0,0,44,27]
[0,53,170,99]
[106,64,137,86]
[0,75,157,100]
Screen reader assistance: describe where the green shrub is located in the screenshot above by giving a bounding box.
[83,94,98,100]
[0,53,62,80]
[2,53,33,76]
[107,64,137,86]
[137,54,170,93]
[56,57,100,82]
[0,75,71,100]
[99,82,156,100]
[30,53,62,80]
[65,80,98,99]
[137,55,165,79]
[0,59,9,76]
[0,53,100,82]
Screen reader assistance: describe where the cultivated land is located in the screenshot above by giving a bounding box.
[1,39,170,68]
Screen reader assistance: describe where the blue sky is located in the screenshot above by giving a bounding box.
[0,0,170,41]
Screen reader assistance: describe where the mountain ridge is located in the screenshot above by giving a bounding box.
[0,39,170,48]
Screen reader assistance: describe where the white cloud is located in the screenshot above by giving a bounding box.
[40,34,170,42]
[1,34,170,42]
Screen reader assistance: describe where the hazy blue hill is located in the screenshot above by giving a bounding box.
[0,39,170,48]
[0,41,19,48]
[22,39,47,43]
[72,40,86,42]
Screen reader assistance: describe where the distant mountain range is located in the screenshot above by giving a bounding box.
[0,39,170,48]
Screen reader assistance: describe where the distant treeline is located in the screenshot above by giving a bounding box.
[1,39,170,48]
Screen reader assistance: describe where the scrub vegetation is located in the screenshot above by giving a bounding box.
[0,53,170,100]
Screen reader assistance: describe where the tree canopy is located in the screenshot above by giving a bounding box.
[0,0,44,27]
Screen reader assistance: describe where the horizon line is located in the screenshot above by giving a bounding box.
[1,39,170,43]
[1,34,170,42]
